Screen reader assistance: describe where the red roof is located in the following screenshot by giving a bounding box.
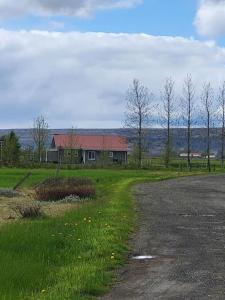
[52,134,128,152]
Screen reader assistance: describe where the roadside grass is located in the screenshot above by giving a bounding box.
[0,168,212,299]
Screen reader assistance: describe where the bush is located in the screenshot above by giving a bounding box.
[16,204,43,218]
[65,177,93,186]
[37,176,93,188]
[35,185,95,202]
[35,176,96,202]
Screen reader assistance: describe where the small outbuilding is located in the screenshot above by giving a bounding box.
[179,152,202,158]
[46,134,128,165]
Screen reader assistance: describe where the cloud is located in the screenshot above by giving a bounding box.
[0,30,225,128]
[194,0,225,37]
[0,0,142,18]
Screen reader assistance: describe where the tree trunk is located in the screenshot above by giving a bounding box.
[166,117,170,168]
[187,106,191,172]
[207,113,211,172]
[222,112,225,168]
[138,113,142,167]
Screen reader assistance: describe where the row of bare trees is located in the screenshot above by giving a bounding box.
[125,76,225,171]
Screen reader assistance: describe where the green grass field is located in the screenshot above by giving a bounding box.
[136,158,225,171]
[0,168,210,299]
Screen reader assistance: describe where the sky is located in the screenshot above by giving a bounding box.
[1,0,225,128]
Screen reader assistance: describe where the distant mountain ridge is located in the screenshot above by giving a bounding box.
[0,128,222,156]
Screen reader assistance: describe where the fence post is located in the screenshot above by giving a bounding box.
[13,172,32,190]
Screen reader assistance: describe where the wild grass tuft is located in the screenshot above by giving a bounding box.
[16,203,43,219]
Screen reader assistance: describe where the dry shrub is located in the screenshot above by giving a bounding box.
[37,177,93,188]
[65,177,93,186]
[35,176,96,202]
[35,185,95,202]
[16,204,43,218]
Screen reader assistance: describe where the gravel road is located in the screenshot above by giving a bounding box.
[101,175,225,300]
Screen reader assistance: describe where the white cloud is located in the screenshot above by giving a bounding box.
[195,0,225,37]
[0,0,142,18]
[0,30,225,128]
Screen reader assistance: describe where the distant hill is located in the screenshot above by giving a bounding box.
[0,128,222,157]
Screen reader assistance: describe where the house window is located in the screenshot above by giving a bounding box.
[66,149,78,157]
[109,151,113,158]
[88,151,96,161]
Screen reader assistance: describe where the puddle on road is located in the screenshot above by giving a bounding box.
[132,255,155,260]
[201,215,215,217]
[180,214,215,218]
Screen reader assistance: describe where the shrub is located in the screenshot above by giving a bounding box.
[35,185,96,202]
[37,176,93,188]
[36,177,64,188]
[35,176,96,202]
[65,177,93,186]
[16,204,43,218]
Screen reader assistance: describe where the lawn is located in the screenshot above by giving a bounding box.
[138,158,225,171]
[0,168,207,299]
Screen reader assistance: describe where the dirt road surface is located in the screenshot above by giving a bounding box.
[101,175,225,300]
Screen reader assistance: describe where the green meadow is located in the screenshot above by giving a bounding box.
[0,168,208,299]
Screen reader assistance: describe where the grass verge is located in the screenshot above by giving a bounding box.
[0,168,209,299]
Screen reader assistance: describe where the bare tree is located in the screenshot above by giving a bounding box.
[125,79,152,167]
[32,116,49,163]
[201,82,214,173]
[161,77,175,167]
[218,82,225,167]
[181,74,195,171]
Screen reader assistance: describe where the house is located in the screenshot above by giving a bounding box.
[192,153,202,158]
[46,134,128,165]
[179,153,202,158]
[205,154,217,159]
